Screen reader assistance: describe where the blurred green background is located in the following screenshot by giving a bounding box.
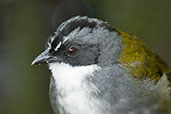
[0,0,170,114]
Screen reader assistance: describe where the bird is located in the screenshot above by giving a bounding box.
[32,16,171,114]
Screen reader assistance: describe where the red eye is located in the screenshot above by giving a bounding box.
[67,47,77,56]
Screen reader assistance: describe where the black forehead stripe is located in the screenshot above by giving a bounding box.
[51,18,97,49]
[51,18,117,49]
[62,18,118,36]
[61,18,97,36]
[51,33,63,50]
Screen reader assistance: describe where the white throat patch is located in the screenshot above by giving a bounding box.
[49,62,101,114]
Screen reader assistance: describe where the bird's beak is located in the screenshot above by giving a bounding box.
[31,49,53,66]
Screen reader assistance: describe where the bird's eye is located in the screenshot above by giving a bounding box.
[67,47,77,56]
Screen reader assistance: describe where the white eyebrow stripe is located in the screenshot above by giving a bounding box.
[54,42,62,51]
[47,42,51,49]
[62,36,68,43]
[51,35,56,43]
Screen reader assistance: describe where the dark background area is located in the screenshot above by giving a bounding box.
[0,0,170,114]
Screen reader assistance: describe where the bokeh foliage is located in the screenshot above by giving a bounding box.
[0,0,170,114]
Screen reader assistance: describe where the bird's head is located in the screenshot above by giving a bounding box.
[31,16,122,67]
